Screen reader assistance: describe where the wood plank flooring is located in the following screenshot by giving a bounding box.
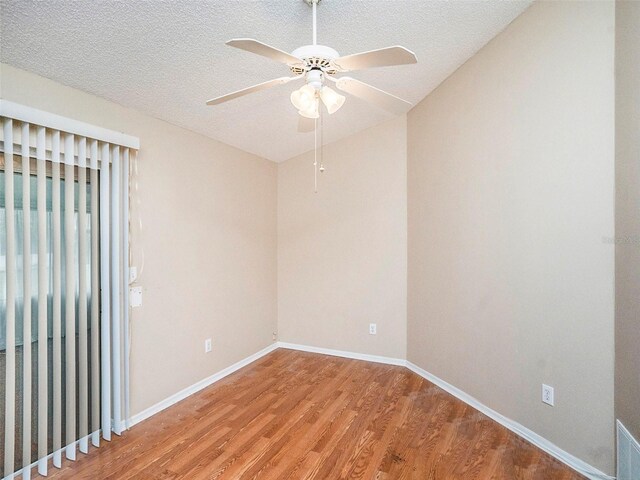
[37,349,585,479]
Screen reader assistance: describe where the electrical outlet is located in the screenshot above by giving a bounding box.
[369,323,377,335]
[542,384,554,406]
[205,338,212,353]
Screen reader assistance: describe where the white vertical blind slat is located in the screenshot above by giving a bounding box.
[78,137,89,454]
[51,130,62,469]
[21,122,33,480]
[90,140,100,448]
[36,126,48,477]
[3,118,16,479]
[100,142,112,442]
[111,145,122,436]
[122,148,131,428]
[64,133,77,461]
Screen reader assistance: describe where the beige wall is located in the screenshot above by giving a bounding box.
[1,0,625,472]
[0,63,278,416]
[407,1,615,474]
[615,0,640,442]
[277,117,407,359]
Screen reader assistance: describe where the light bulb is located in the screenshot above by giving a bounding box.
[319,86,346,114]
[291,84,318,112]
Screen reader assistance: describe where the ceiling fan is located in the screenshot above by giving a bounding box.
[206,0,417,120]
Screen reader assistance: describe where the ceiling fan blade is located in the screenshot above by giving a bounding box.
[206,76,301,106]
[331,46,417,72]
[226,38,303,67]
[334,77,411,115]
[297,116,315,133]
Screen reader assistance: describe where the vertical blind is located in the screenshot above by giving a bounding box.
[1,101,137,479]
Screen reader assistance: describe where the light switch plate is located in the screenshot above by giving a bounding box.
[130,286,142,308]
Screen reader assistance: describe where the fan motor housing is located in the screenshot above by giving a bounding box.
[290,45,339,75]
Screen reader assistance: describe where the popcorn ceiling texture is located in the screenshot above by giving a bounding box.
[0,0,531,162]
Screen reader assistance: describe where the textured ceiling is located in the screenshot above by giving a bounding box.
[0,0,531,162]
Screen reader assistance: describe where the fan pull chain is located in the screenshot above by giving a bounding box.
[314,115,318,193]
[320,108,325,174]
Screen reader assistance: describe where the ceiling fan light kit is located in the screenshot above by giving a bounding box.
[206,0,417,118]
[205,0,417,192]
[291,70,346,118]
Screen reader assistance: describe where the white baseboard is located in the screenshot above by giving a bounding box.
[115,340,611,480]
[126,342,279,428]
[275,344,612,479]
[405,361,614,480]
[276,341,406,366]
[617,419,640,480]
[122,342,402,432]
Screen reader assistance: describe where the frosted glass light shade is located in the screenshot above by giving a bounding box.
[291,85,317,111]
[319,86,346,114]
[298,104,319,119]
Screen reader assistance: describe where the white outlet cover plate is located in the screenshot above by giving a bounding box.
[369,323,377,335]
[542,384,554,406]
[130,286,142,308]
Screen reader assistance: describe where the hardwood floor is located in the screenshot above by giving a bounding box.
[37,349,585,479]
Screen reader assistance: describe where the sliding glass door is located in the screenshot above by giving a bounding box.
[0,155,100,472]
[0,106,134,479]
